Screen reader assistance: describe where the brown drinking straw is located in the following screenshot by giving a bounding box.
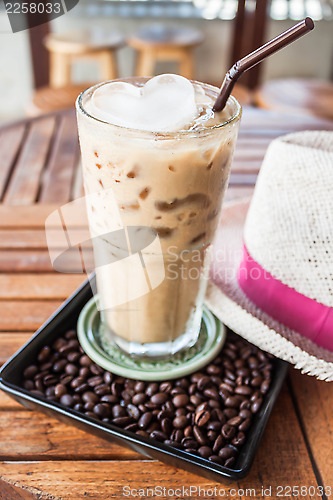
[213,18,314,112]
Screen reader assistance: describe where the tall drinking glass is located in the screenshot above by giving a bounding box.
[76,78,241,358]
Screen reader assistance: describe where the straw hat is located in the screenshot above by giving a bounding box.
[206,131,333,381]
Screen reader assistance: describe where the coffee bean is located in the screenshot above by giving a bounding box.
[43,374,58,386]
[125,423,138,432]
[134,381,145,393]
[151,392,168,405]
[60,375,73,386]
[248,356,259,368]
[194,410,210,427]
[95,384,111,396]
[138,412,153,429]
[195,402,209,413]
[111,381,122,397]
[225,396,241,409]
[193,425,206,446]
[221,424,236,440]
[79,355,91,367]
[93,404,110,419]
[232,432,246,448]
[60,394,74,407]
[235,386,253,396]
[146,383,159,397]
[147,422,160,433]
[228,416,243,427]
[112,416,134,427]
[132,393,146,405]
[173,416,188,429]
[90,364,103,375]
[239,418,252,432]
[103,372,113,384]
[23,380,34,390]
[172,394,189,408]
[159,382,172,393]
[150,430,168,442]
[240,400,251,410]
[198,446,212,458]
[74,403,84,412]
[75,383,89,394]
[203,388,219,400]
[207,430,218,441]
[67,352,80,363]
[127,404,140,420]
[38,346,51,363]
[87,376,103,387]
[183,439,198,450]
[223,408,238,419]
[261,380,270,394]
[65,363,78,376]
[212,434,225,453]
[54,384,67,398]
[82,392,99,404]
[190,395,202,406]
[206,421,222,432]
[239,409,252,419]
[219,383,234,394]
[53,359,67,373]
[100,394,118,404]
[84,402,95,411]
[219,445,237,460]
[71,376,84,389]
[184,425,192,437]
[206,364,221,375]
[225,457,236,468]
[197,375,211,390]
[45,386,55,398]
[251,398,263,413]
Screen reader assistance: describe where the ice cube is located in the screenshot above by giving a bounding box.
[87,74,198,132]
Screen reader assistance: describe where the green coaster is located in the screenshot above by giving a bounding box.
[77,297,226,381]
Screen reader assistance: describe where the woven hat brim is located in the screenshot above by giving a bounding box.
[205,199,333,381]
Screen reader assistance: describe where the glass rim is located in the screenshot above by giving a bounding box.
[76,78,242,137]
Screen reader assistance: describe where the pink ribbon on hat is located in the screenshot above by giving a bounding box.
[237,245,333,351]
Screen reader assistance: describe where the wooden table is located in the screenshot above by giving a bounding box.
[0,108,333,499]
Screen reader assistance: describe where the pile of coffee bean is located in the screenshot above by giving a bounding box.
[21,330,273,469]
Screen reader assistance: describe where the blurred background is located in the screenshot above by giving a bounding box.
[0,0,332,122]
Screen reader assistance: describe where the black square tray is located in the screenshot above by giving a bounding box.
[0,277,287,481]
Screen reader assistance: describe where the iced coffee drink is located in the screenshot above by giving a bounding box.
[76,75,241,357]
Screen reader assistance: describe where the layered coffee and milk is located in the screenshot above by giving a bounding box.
[76,75,241,356]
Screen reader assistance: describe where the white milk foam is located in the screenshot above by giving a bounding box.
[86,74,218,132]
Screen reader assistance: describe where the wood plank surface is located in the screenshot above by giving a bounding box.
[0,108,332,499]
[289,371,333,489]
[0,391,23,411]
[0,301,62,331]
[0,251,81,273]
[4,118,56,205]
[0,274,85,299]
[0,205,58,228]
[0,125,26,202]
[39,115,79,204]
[0,332,33,364]
[0,384,320,498]
[0,412,143,461]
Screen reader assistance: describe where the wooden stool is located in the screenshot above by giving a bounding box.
[128,24,204,79]
[26,84,87,117]
[44,30,125,88]
[255,79,333,121]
